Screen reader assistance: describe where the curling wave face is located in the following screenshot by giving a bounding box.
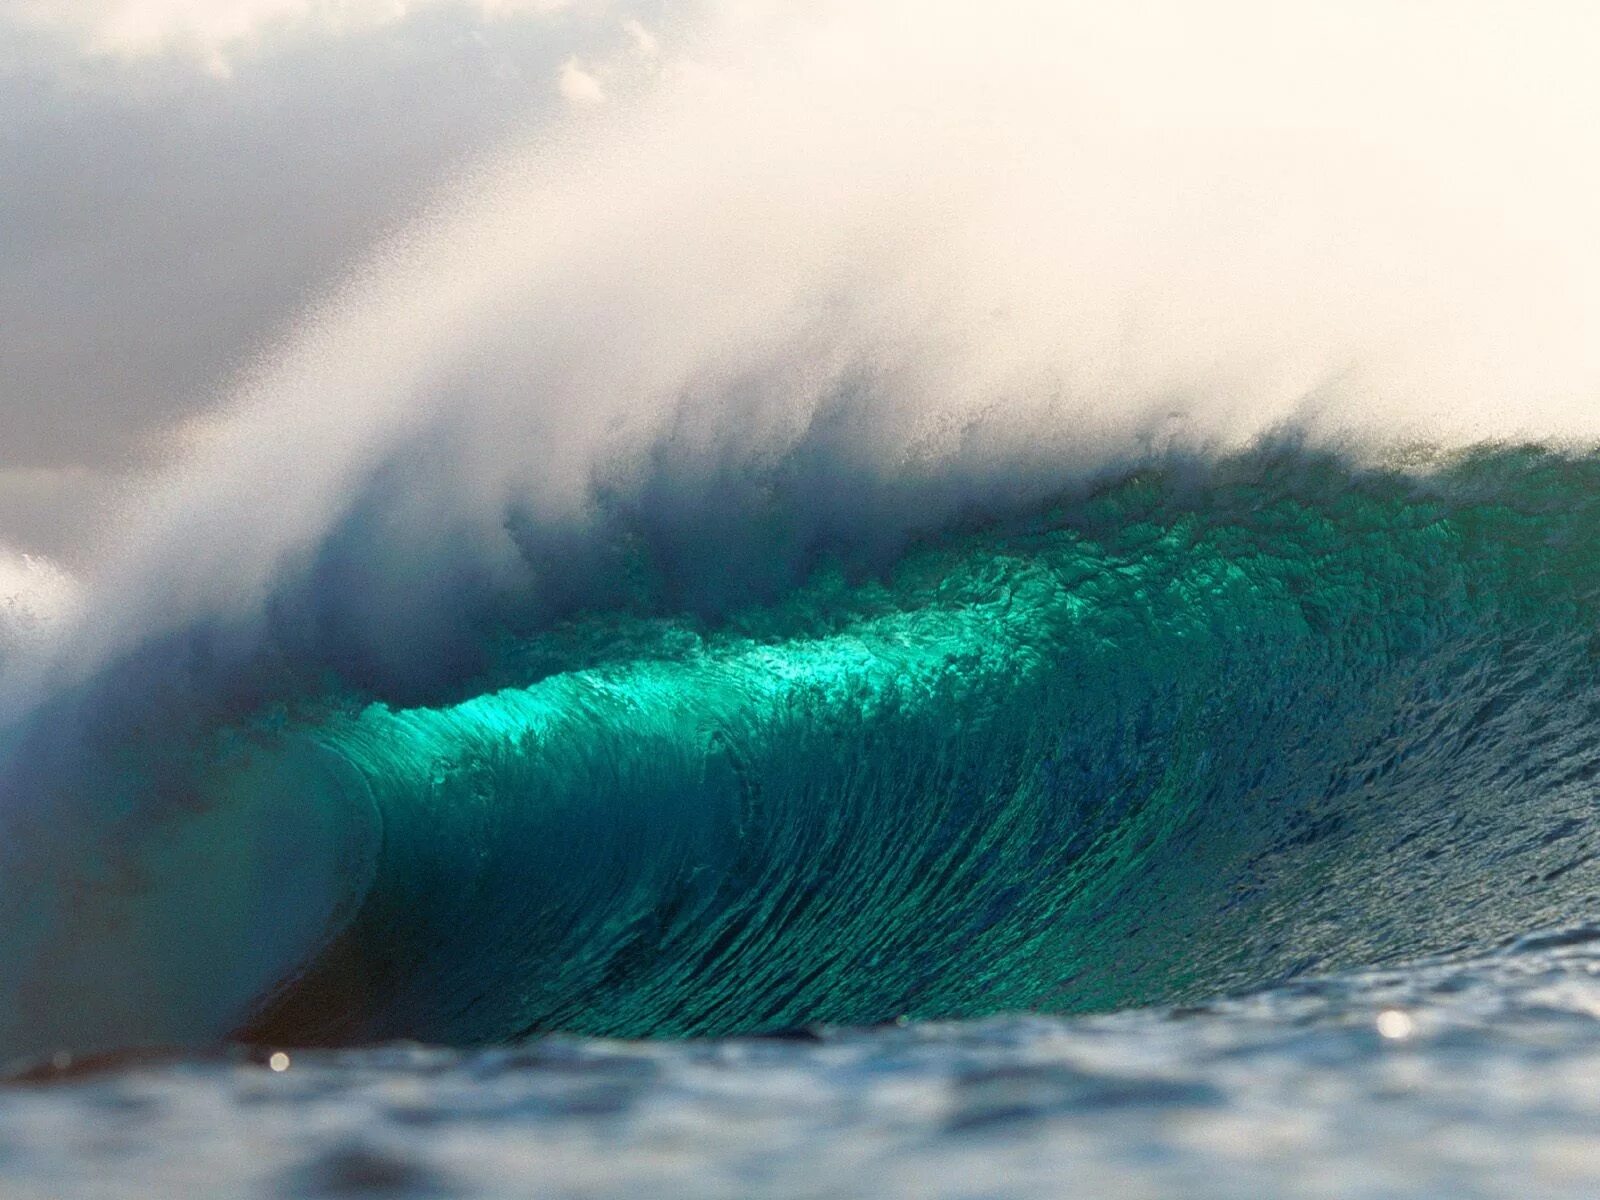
[10,446,1600,1059]
[221,447,1600,1046]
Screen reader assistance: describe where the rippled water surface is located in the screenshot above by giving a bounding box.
[10,925,1600,1199]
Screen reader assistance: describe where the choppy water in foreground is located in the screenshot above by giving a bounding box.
[11,923,1600,1199]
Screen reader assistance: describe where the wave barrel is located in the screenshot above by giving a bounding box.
[250,453,1600,1045]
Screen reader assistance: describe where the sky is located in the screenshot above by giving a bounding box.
[0,0,673,555]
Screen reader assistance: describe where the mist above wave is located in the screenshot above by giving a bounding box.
[0,552,79,663]
[0,1,1587,711]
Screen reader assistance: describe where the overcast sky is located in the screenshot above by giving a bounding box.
[0,0,674,554]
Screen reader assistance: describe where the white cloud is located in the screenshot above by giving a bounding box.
[0,0,686,565]
[558,56,604,104]
[4,0,578,64]
[554,19,664,106]
[621,16,655,59]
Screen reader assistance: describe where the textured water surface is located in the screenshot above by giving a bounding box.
[225,449,1600,1048]
[12,926,1600,1199]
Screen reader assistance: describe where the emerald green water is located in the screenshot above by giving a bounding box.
[233,448,1600,1044]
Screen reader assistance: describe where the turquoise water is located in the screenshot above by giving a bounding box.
[220,446,1600,1047]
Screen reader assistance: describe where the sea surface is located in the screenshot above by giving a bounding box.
[11,925,1600,1198]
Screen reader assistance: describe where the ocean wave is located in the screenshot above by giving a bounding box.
[230,447,1600,1045]
[7,1,1600,1062]
[11,446,1600,1057]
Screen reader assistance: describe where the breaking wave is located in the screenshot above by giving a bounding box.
[4,1,1600,1060]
